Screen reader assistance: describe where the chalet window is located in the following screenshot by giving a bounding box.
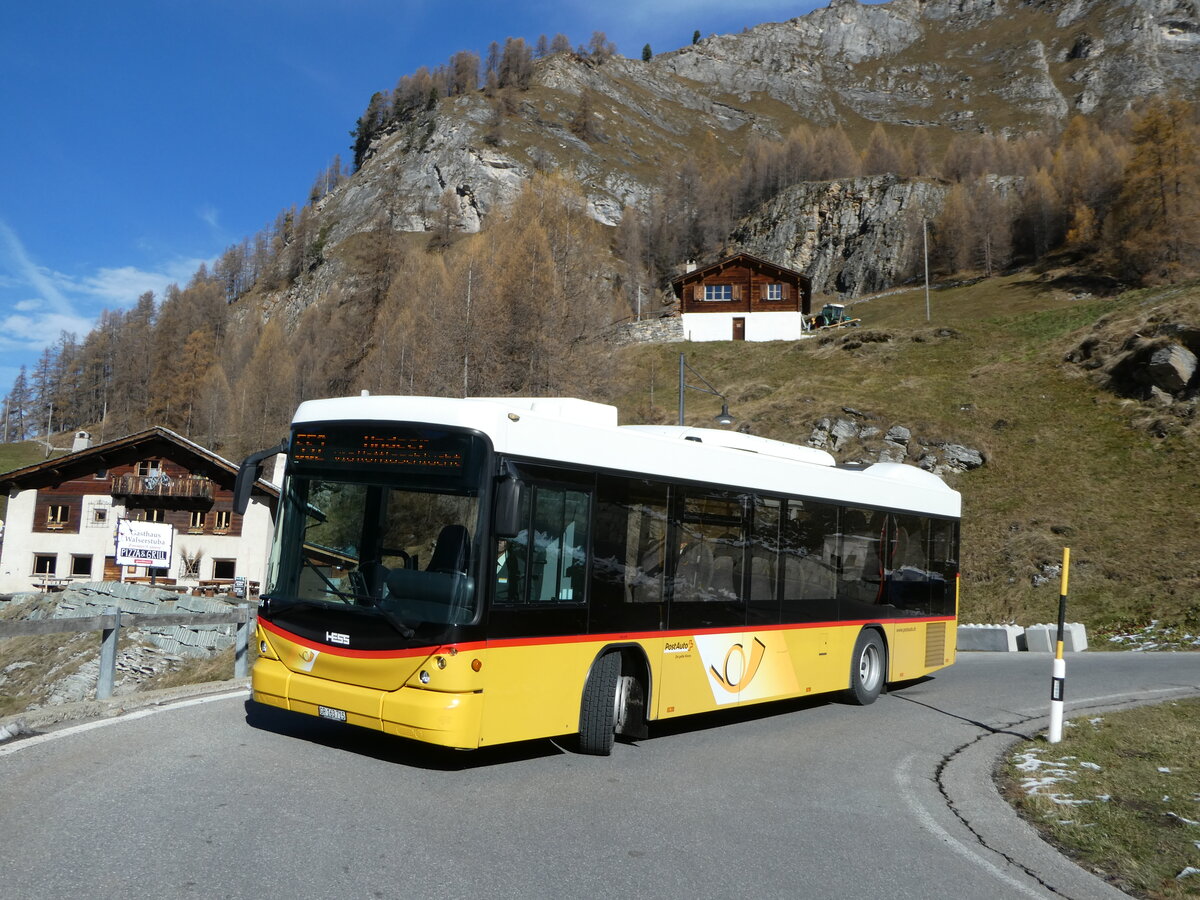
[33,554,57,575]
[213,510,231,533]
[181,556,201,578]
[46,505,70,529]
[189,511,206,533]
[764,283,783,300]
[94,469,108,480]
[135,459,163,476]
[70,555,93,577]
[91,507,109,526]
[704,284,733,301]
[212,559,236,580]
[135,509,165,523]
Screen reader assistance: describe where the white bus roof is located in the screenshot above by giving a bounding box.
[292,395,961,518]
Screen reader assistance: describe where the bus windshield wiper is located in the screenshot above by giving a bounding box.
[370,600,416,639]
[300,555,357,604]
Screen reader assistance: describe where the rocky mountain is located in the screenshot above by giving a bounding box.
[314,0,1198,292]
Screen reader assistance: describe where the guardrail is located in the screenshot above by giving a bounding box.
[0,605,254,700]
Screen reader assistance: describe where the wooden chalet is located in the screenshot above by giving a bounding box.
[0,427,278,594]
[672,253,813,342]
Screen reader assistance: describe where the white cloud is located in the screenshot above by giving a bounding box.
[0,310,96,348]
[0,218,76,316]
[199,204,221,231]
[74,259,207,306]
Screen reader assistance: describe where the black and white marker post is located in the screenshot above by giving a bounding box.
[1048,547,1071,744]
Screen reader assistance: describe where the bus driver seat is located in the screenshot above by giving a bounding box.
[428,524,471,574]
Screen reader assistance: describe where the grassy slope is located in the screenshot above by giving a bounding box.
[611,274,1200,633]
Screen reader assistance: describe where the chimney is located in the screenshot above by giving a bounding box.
[685,259,697,273]
[72,431,93,453]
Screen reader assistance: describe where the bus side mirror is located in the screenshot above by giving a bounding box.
[233,439,288,515]
[493,475,525,538]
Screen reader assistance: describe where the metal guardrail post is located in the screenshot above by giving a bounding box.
[97,606,120,700]
[234,604,251,679]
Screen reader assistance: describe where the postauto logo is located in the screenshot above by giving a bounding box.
[694,635,768,704]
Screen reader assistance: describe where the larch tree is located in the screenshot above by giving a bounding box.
[1109,96,1200,283]
[861,124,902,176]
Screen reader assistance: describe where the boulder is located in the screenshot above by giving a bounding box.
[1147,343,1197,394]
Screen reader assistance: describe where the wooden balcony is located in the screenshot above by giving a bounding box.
[110,473,214,502]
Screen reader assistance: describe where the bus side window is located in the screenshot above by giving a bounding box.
[747,496,781,625]
[780,500,837,623]
[929,519,959,616]
[496,484,589,605]
[887,514,931,615]
[669,492,745,630]
[590,476,668,633]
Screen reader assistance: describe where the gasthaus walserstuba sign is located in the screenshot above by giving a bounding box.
[115,518,174,568]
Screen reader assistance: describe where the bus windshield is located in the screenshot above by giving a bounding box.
[264,425,487,628]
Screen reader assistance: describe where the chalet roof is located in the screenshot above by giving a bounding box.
[0,426,279,499]
[670,252,811,297]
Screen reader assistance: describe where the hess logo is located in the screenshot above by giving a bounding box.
[326,631,350,646]
[709,637,767,694]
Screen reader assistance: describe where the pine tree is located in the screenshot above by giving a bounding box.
[861,125,901,176]
[642,44,652,62]
[1109,97,1200,283]
[1019,167,1065,259]
[5,366,32,441]
[351,91,390,170]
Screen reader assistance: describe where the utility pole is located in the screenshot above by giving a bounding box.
[463,264,473,397]
[923,218,931,323]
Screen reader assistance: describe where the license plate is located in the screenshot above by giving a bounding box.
[318,705,347,722]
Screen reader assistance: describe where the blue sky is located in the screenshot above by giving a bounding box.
[0,0,827,397]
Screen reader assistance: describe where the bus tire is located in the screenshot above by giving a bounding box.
[848,629,885,706]
[579,652,621,755]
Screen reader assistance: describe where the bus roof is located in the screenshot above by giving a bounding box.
[292,395,961,518]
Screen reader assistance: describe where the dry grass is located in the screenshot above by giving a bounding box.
[1002,700,1200,898]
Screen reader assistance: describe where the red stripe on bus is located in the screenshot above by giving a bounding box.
[260,615,955,659]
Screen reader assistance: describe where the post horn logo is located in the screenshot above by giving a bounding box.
[709,637,767,694]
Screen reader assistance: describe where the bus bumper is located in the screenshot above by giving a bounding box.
[252,657,483,749]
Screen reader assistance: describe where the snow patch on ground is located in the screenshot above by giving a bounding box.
[1106,620,1200,651]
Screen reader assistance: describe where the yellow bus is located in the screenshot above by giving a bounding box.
[235,396,960,755]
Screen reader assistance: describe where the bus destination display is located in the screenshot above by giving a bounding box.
[292,429,467,472]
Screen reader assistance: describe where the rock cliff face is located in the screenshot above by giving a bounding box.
[305,0,1198,298]
[730,176,950,295]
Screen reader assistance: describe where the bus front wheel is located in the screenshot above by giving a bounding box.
[578,652,621,755]
[848,629,886,705]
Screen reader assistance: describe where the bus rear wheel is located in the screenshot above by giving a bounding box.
[848,630,885,705]
[579,652,621,755]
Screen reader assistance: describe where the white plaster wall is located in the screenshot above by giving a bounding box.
[681,311,808,342]
[0,487,276,594]
[0,488,40,592]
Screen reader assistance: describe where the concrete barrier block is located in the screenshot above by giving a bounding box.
[1023,623,1088,652]
[956,623,1024,651]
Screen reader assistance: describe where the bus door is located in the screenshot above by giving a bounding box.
[480,471,593,746]
[658,490,750,718]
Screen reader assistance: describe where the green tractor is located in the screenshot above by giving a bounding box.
[810,302,862,330]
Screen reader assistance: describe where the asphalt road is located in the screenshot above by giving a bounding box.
[2,652,1197,900]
